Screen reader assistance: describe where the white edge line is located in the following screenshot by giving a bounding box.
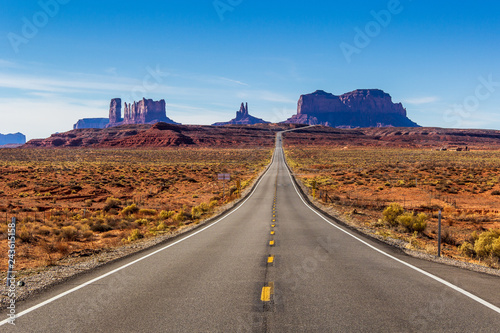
[0,150,277,326]
[281,145,500,315]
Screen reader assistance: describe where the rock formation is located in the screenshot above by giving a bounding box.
[284,89,419,128]
[0,133,26,146]
[122,98,175,125]
[213,103,270,126]
[74,97,180,130]
[109,98,122,125]
[73,118,110,130]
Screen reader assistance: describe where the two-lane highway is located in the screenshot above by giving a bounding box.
[2,131,500,332]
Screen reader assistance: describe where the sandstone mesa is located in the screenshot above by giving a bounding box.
[284,89,419,128]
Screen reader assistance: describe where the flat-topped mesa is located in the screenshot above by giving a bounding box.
[0,132,26,145]
[339,89,407,116]
[213,102,269,126]
[287,89,418,128]
[297,90,347,115]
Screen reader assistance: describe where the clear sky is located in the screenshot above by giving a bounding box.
[1,0,499,140]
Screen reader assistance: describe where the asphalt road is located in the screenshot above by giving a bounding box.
[1,132,500,332]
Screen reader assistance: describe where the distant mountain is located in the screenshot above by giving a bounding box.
[213,103,269,126]
[74,118,109,130]
[0,132,26,146]
[73,98,179,130]
[284,89,419,128]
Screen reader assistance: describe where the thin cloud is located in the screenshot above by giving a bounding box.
[216,77,249,86]
[0,73,139,94]
[0,97,105,140]
[0,59,17,68]
[105,67,118,75]
[404,96,439,105]
[254,90,296,104]
[169,71,249,87]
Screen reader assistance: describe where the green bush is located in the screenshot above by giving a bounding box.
[191,206,202,219]
[81,229,94,239]
[18,226,34,243]
[104,197,122,212]
[173,209,186,222]
[396,212,428,233]
[134,218,149,226]
[127,229,143,242]
[122,204,139,216]
[159,210,175,220]
[474,229,500,258]
[61,226,79,241]
[199,202,210,212]
[38,225,53,236]
[139,209,157,216]
[459,241,475,257]
[90,221,112,232]
[383,203,404,227]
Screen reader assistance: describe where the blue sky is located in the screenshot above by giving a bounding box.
[1,0,499,140]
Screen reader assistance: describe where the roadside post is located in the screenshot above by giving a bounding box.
[7,217,16,287]
[218,173,231,200]
[437,210,442,257]
[236,180,241,198]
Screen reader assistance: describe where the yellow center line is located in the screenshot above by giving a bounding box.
[270,231,275,235]
[261,282,275,302]
[267,256,274,264]
[261,287,271,302]
[269,240,275,246]
[271,224,275,228]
